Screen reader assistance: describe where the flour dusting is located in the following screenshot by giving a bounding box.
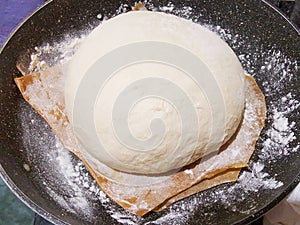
[237,162,283,192]
[28,33,89,74]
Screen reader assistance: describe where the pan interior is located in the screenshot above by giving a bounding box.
[0,0,299,224]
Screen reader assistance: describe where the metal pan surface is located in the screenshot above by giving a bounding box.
[0,0,299,224]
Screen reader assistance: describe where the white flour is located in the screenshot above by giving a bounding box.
[20,1,299,225]
[28,34,88,74]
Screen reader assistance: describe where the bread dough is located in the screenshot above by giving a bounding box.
[64,11,245,174]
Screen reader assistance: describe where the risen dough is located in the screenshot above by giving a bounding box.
[65,11,245,174]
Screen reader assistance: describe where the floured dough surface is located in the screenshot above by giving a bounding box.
[14,64,266,216]
[65,11,246,174]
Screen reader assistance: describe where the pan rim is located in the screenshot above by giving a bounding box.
[0,1,68,224]
[0,165,67,225]
[262,0,300,34]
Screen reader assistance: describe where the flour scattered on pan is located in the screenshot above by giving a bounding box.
[234,162,283,193]
[206,23,299,161]
[20,1,299,224]
[39,137,93,218]
[27,33,88,74]
[205,19,298,195]
[144,0,196,19]
[48,139,89,209]
[202,162,284,213]
[261,101,299,160]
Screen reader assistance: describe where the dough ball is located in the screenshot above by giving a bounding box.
[65,11,245,174]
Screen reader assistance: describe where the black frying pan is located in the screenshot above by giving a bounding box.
[0,0,299,224]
